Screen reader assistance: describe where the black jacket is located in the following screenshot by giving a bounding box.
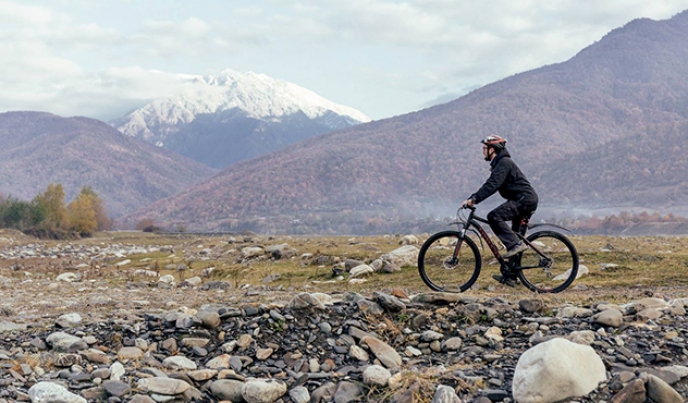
[470,149,538,207]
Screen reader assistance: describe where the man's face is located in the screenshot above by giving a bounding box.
[483,145,491,161]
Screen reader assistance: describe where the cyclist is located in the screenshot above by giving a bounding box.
[461,135,538,286]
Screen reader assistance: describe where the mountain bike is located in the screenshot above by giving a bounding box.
[417,206,578,293]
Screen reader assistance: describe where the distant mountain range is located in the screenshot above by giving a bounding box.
[125,11,688,233]
[0,112,216,217]
[111,70,370,168]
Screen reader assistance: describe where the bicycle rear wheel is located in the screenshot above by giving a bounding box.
[516,231,578,293]
[418,231,481,293]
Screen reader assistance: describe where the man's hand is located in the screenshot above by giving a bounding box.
[461,199,474,208]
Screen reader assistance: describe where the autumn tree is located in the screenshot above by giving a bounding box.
[33,183,67,229]
[66,193,97,235]
[78,186,112,230]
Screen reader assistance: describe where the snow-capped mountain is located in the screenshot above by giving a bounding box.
[111,69,371,168]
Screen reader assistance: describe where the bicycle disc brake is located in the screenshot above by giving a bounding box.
[442,256,460,270]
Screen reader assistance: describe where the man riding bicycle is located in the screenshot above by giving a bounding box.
[461,135,539,285]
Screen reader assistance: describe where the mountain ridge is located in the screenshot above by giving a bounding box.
[0,111,217,217]
[123,11,688,233]
[111,69,371,168]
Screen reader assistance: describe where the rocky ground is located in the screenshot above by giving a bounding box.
[0,232,686,402]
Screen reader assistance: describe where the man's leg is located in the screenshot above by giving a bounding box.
[488,202,524,286]
[487,201,521,250]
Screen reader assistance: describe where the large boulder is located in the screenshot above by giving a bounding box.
[513,338,606,403]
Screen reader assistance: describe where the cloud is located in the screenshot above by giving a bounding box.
[1,0,688,120]
[0,1,53,25]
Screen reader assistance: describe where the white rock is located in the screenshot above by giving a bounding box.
[241,246,265,258]
[29,381,87,403]
[110,362,125,381]
[56,273,77,282]
[182,276,202,286]
[311,293,334,306]
[631,297,670,310]
[56,313,82,328]
[484,327,504,342]
[115,259,131,267]
[349,345,370,361]
[432,385,461,403]
[242,378,287,403]
[363,365,391,387]
[163,355,197,370]
[565,330,596,345]
[158,274,176,284]
[553,264,589,281]
[134,269,158,277]
[513,338,606,403]
[380,245,419,267]
[399,235,419,245]
[556,306,593,318]
[349,264,374,278]
[137,377,191,395]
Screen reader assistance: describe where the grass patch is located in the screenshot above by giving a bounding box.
[2,232,688,304]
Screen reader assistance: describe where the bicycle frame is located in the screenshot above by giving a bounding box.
[453,207,550,271]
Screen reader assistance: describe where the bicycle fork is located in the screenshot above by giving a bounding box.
[450,229,467,263]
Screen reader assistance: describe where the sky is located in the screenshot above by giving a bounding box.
[1,0,688,122]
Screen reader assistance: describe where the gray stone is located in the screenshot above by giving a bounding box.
[288,386,310,403]
[611,378,645,403]
[285,293,326,310]
[333,381,363,403]
[210,379,245,402]
[117,346,144,361]
[46,332,88,353]
[361,336,402,368]
[137,377,191,395]
[103,380,131,397]
[431,385,461,403]
[311,382,336,403]
[196,310,221,328]
[593,309,624,327]
[374,292,406,312]
[643,374,683,403]
[0,320,27,332]
[519,299,545,313]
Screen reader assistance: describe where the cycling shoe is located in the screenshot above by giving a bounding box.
[492,274,518,287]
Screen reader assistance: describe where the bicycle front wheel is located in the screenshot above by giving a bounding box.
[516,231,579,293]
[418,231,481,293]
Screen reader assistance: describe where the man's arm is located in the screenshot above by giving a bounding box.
[469,161,510,204]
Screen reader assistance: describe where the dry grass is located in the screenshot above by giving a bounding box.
[0,232,687,320]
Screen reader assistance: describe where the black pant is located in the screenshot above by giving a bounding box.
[487,198,537,250]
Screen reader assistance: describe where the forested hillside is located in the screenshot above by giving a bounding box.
[127,11,688,233]
[0,112,216,217]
